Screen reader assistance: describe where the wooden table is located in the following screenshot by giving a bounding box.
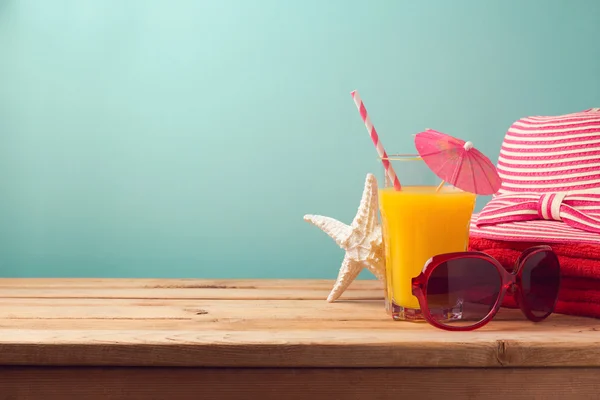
[1,278,600,399]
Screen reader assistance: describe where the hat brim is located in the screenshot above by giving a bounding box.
[470,213,600,244]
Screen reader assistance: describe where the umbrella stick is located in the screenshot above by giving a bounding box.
[436,180,445,192]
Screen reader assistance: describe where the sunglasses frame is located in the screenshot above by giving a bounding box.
[411,245,560,331]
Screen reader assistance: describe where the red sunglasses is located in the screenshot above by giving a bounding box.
[411,245,561,331]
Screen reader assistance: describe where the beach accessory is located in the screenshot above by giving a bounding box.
[304,174,385,302]
[351,90,402,191]
[411,246,561,331]
[414,129,501,195]
[471,108,600,244]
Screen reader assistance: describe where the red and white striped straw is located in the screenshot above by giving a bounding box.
[351,90,402,190]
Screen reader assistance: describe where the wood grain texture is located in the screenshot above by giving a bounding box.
[1,366,600,400]
[0,278,599,368]
[0,278,384,290]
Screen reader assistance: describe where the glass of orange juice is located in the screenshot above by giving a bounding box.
[377,155,476,321]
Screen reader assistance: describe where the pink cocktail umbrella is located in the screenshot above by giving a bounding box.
[414,129,501,195]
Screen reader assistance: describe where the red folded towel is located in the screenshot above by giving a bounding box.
[501,295,600,319]
[470,237,600,280]
[469,237,600,318]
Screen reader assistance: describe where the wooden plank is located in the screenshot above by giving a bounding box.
[0,310,592,331]
[0,288,381,300]
[1,322,600,368]
[0,298,386,322]
[0,298,595,329]
[0,296,595,325]
[1,366,599,400]
[0,278,383,290]
[0,319,411,330]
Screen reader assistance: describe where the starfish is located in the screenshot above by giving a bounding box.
[304,173,385,302]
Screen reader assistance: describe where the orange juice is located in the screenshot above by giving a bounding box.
[378,186,476,320]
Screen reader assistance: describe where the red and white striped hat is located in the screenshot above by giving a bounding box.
[470,108,600,244]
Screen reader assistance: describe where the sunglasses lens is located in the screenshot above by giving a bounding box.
[521,251,560,318]
[425,257,502,327]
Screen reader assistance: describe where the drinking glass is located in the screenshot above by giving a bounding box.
[377,155,477,321]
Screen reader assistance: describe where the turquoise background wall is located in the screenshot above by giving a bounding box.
[0,0,599,278]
